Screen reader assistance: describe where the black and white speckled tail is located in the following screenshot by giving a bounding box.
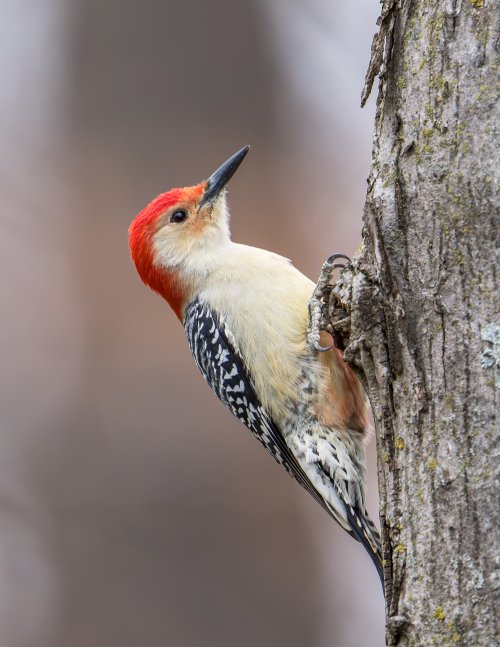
[345,506,384,592]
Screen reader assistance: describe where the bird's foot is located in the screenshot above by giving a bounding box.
[307,253,351,353]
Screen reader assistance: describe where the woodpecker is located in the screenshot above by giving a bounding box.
[129,146,383,587]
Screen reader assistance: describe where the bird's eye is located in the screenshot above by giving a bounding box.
[170,209,188,224]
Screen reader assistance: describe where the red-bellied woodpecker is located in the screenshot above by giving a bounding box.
[129,146,383,587]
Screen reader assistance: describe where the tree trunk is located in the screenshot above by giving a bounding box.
[327,1,499,644]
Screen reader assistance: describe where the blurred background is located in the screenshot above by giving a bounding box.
[0,1,384,645]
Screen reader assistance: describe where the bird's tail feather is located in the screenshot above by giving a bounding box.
[345,505,384,591]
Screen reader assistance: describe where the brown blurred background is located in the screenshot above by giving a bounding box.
[0,1,384,645]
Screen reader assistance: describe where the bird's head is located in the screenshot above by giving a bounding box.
[129,146,249,319]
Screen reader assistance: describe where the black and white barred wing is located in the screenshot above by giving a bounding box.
[183,300,329,513]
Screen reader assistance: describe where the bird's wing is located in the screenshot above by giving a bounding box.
[184,299,331,515]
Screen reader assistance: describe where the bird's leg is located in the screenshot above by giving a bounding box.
[307,254,351,353]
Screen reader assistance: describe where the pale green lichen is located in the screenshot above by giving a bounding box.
[428,11,446,36]
[428,457,438,470]
[430,76,447,91]
[383,170,398,188]
[475,84,497,102]
[433,606,446,621]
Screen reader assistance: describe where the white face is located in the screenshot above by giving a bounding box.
[152,191,231,279]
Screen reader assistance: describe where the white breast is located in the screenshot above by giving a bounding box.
[197,243,317,421]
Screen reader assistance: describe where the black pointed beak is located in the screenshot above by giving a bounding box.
[199,145,249,209]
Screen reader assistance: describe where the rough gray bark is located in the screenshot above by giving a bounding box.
[318,1,499,645]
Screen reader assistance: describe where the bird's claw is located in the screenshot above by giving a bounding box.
[327,252,350,266]
[312,340,333,353]
[307,253,351,353]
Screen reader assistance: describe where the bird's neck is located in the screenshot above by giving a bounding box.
[154,238,234,320]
